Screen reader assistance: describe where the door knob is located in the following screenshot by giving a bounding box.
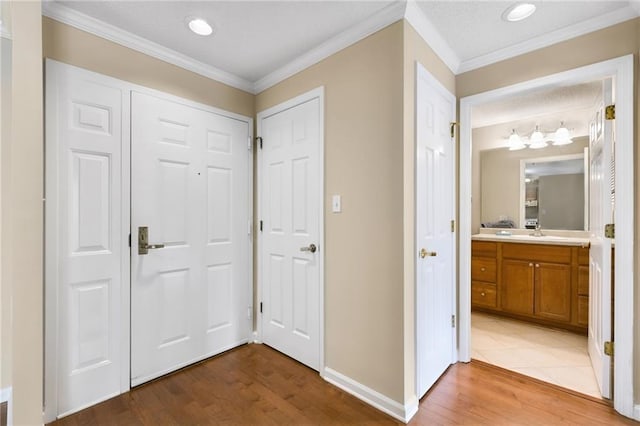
[138,226,165,255]
[419,248,437,259]
[300,243,317,253]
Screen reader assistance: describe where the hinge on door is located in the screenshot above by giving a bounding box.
[451,220,455,233]
[247,136,252,150]
[259,220,263,232]
[256,136,263,149]
[604,341,614,356]
[450,122,458,139]
[605,105,615,120]
[451,315,456,328]
[128,233,131,248]
[260,302,263,314]
[604,223,615,239]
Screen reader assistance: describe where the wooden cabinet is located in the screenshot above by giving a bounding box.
[472,240,589,333]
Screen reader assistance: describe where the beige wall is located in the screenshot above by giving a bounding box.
[401,20,455,402]
[457,17,640,403]
[256,21,406,403]
[1,36,11,393]
[42,17,254,118]
[9,1,43,424]
[475,133,588,232]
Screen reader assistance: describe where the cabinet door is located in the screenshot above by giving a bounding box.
[534,262,572,322]
[501,259,534,315]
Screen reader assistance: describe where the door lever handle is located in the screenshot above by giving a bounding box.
[419,248,437,258]
[300,243,317,253]
[138,226,165,255]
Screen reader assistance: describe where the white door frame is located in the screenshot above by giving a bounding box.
[458,55,635,419]
[255,87,325,375]
[44,60,253,421]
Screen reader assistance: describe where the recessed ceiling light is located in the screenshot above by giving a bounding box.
[188,18,213,36]
[502,3,537,22]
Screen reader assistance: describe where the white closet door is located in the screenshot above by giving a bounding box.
[46,61,126,417]
[131,92,251,386]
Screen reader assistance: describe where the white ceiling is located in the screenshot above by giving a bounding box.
[46,0,639,93]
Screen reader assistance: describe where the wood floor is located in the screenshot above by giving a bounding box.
[51,344,636,425]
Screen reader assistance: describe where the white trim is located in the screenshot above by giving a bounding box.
[254,2,406,93]
[0,386,10,402]
[41,2,254,94]
[633,403,640,421]
[459,55,635,418]
[256,86,325,373]
[323,367,418,424]
[457,6,639,74]
[404,1,461,74]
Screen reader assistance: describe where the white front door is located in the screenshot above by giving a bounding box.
[588,78,613,399]
[131,91,251,385]
[258,89,323,371]
[45,61,128,418]
[415,63,456,397]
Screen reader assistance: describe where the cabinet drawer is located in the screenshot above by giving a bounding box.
[578,295,589,326]
[472,258,496,282]
[502,243,571,264]
[472,241,497,258]
[472,282,497,308]
[578,265,589,296]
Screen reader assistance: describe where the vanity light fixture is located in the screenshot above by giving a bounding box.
[553,121,573,145]
[502,3,537,22]
[528,125,547,149]
[188,17,213,36]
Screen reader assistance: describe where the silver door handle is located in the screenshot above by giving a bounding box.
[300,243,317,253]
[138,226,165,255]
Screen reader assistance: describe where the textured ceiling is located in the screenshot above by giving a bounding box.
[416,1,632,63]
[58,0,395,82]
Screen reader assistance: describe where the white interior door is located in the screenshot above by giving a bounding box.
[415,63,456,398]
[588,78,613,399]
[131,91,251,386]
[258,90,322,371]
[45,61,127,417]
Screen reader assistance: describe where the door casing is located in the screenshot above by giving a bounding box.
[458,55,635,419]
[255,87,325,375]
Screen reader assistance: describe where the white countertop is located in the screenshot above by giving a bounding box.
[472,231,590,247]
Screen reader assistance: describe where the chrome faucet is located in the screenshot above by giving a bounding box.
[530,224,545,237]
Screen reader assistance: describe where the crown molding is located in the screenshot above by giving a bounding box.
[42,1,255,94]
[457,5,640,74]
[253,1,407,94]
[403,1,460,74]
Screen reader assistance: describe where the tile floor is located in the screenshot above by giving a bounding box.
[471,311,602,399]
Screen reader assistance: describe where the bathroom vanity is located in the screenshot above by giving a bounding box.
[471,233,590,333]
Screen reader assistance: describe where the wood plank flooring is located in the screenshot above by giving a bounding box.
[50,344,636,425]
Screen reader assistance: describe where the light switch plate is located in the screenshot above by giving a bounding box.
[332,195,341,213]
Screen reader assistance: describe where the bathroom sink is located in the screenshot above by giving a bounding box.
[516,235,568,241]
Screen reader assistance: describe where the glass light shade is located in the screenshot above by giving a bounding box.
[529,126,547,149]
[508,130,525,151]
[553,124,573,146]
[503,3,536,22]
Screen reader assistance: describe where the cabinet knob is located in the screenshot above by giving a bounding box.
[481,267,486,272]
[529,263,533,267]
[481,292,486,297]
[535,263,540,268]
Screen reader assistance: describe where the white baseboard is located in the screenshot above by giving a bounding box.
[633,404,640,421]
[252,331,260,343]
[323,367,418,423]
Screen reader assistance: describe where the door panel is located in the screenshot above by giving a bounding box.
[260,95,321,371]
[588,78,613,399]
[501,260,534,315]
[48,65,125,416]
[534,262,572,322]
[416,63,456,398]
[131,92,251,385]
